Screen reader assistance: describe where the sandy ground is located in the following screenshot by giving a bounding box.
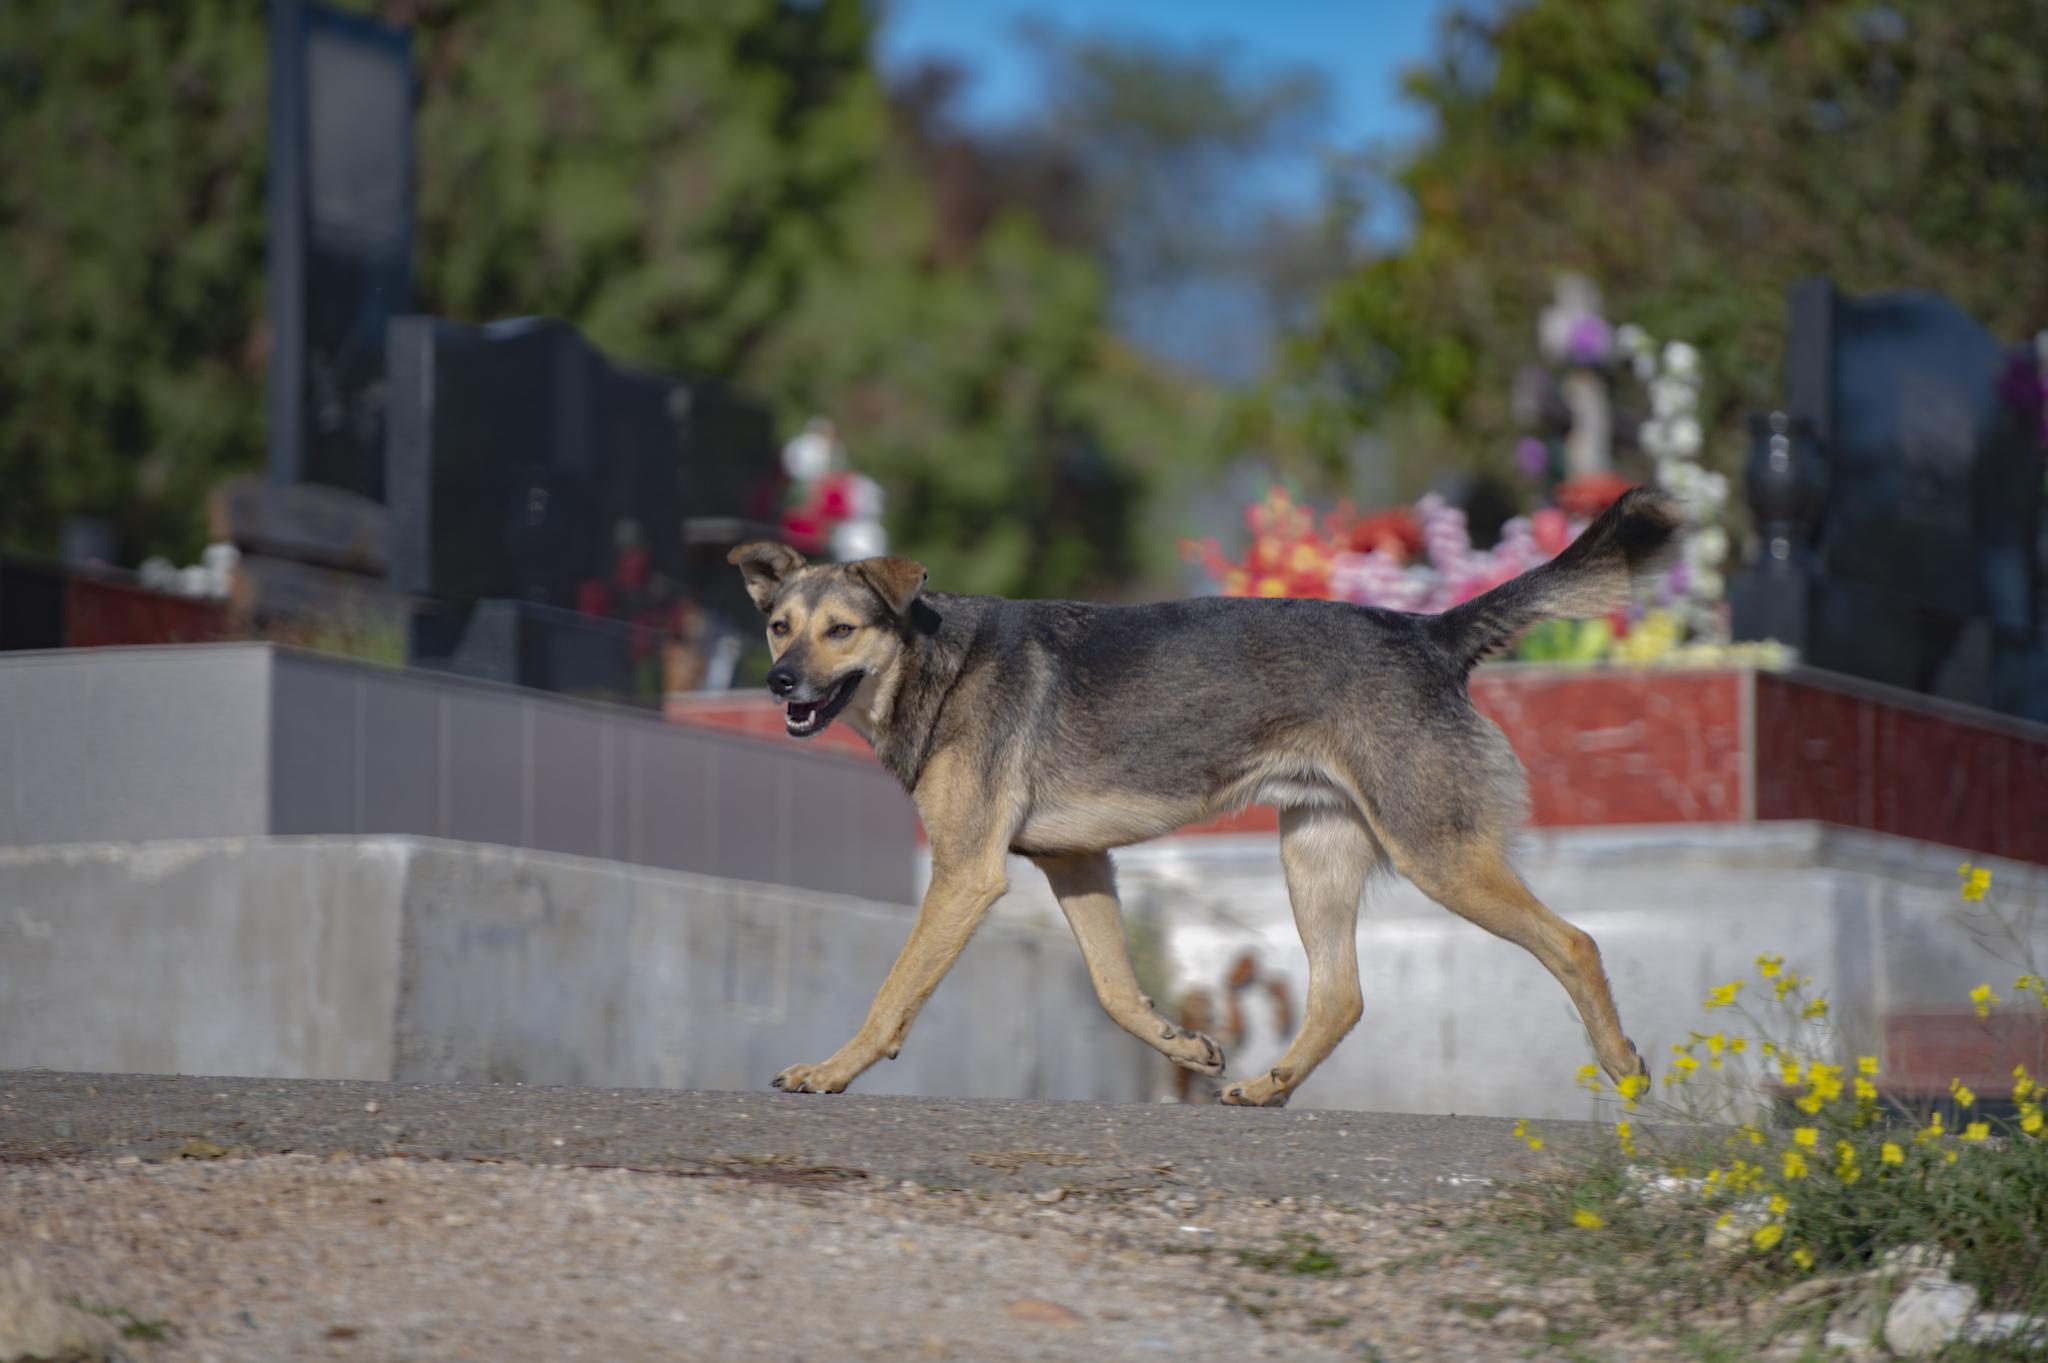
[1,1151,1689,1363]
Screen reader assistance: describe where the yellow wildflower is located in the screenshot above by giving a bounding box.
[1512,1119,1544,1152]
[1961,1122,1990,1143]
[1729,1036,1748,1054]
[2021,1107,2043,1136]
[1572,1208,1604,1230]
[1756,954,1783,979]
[1575,1062,1601,1090]
[1739,1124,1766,1147]
[1793,1127,1818,1147]
[1781,1060,1805,1087]
[1783,1150,1809,1179]
[1802,997,1829,1020]
[1915,1113,1945,1144]
[1792,1246,1816,1271]
[1774,974,1802,1001]
[1753,1223,1785,1250]
[1768,1193,1789,1215]
[2016,1066,2036,1102]
[1880,1143,1905,1165]
[1944,1149,1959,1165]
[1705,980,1744,1010]
[1618,1073,1648,1110]
[1969,984,1999,1019]
[1854,1077,1879,1104]
[1958,863,1991,902]
[1950,1080,1976,1109]
[1858,1056,1879,1076]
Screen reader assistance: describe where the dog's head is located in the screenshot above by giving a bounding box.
[726,542,926,739]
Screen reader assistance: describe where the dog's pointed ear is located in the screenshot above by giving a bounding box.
[727,541,806,613]
[852,556,927,618]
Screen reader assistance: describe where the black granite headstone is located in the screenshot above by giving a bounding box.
[384,316,696,608]
[383,315,779,696]
[1734,279,2044,719]
[266,0,414,502]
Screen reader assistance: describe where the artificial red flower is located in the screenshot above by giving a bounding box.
[1185,488,1341,599]
[614,547,651,592]
[781,514,823,554]
[816,472,855,522]
[1327,504,1423,562]
[1529,507,1572,557]
[1553,472,1633,520]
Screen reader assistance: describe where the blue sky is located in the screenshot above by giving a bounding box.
[872,0,1464,376]
[873,0,1457,217]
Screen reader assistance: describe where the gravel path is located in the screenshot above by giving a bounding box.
[5,1153,1665,1363]
[1,1073,1714,1362]
[1,1070,1589,1203]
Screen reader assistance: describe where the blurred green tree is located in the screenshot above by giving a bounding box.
[1266,0,2048,498]
[0,0,1222,598]
[1024,28,1352,382]
[0,3,269,562]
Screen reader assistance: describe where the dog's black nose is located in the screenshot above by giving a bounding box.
[766,665,797,697]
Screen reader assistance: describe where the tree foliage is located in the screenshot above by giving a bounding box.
[0,3,269,561]
[1027,29,1345,381]
[0,0,1222,598]
[1270,0,2048,497]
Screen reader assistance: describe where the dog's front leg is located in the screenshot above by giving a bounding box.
[773,763,1017,1094]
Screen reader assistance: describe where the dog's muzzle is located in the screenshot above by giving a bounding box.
[779,671,863,738]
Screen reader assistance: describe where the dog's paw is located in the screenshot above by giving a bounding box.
[1157,1023,1226,1076]
[1218,1066,1294,1108]
[771,1062,850,1094]
[1605,1039,1651,1088]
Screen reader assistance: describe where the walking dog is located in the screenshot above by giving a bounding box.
[728,488,1680,1105]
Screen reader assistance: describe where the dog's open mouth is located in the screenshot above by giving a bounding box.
[785,672,863,738]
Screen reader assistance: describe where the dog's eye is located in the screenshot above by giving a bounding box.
[826,623,855,639]
[769,619,790,637]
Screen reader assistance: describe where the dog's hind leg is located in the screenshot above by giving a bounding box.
[1396,836,1647,1086]
[1034,852,1225,1077]
[1220,805,1380,1108]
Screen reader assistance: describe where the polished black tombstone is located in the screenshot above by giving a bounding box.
[384,315,778,699]
[0,555,65,652]
[384,316,697,608]
[266,0,414,502]
[1734,279,2044,719]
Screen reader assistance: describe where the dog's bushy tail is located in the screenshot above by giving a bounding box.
[1428,487,1683,676]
